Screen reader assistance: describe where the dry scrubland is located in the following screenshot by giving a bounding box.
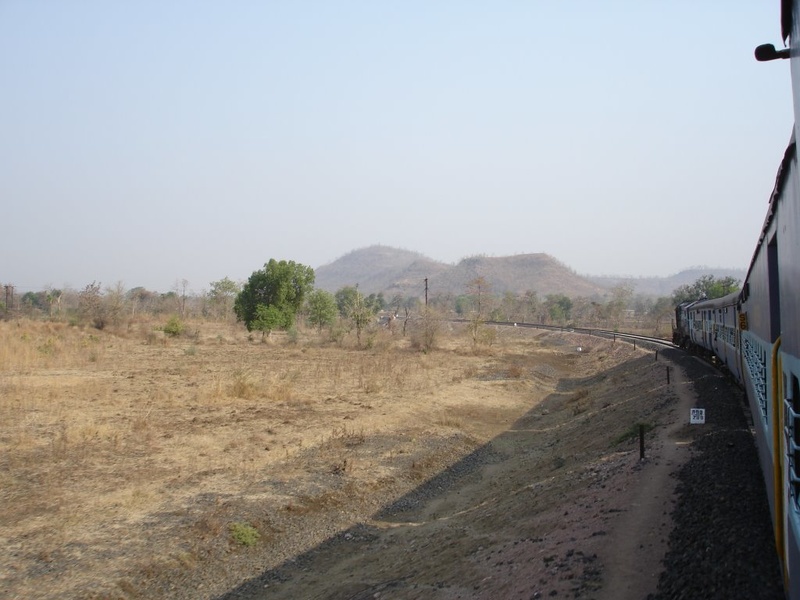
[0,317,665,599]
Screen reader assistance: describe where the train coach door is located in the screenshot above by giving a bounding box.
[768,233,788,581]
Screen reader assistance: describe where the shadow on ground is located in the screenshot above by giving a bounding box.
[214,350,676,600]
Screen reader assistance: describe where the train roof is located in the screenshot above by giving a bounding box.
[743,132,796,287]
[686,290,741,311]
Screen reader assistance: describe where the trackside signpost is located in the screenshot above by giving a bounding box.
[690,408,706,424]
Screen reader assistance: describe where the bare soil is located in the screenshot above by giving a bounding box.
[0,320,693,599]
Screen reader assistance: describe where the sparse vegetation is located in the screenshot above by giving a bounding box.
[611,422,655,446]
[0,315,662,599]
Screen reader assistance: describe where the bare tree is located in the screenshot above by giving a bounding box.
[172,279,189,318]
[78,282,106,329]
[104,282,127,326]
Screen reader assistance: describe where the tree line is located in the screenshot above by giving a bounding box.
[1,259,739,339]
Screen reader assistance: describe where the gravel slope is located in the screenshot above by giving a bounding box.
[649,349,784,599]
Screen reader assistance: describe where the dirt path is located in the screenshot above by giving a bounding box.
[594,357,695,599]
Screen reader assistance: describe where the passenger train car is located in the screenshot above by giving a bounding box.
[671,3,800,595]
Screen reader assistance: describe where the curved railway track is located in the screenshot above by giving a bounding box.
[457,318,676,350]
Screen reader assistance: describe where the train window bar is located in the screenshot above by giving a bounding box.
[786,374,800,510]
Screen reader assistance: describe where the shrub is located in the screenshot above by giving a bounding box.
[163,316,185,337]
[229,522,260,547]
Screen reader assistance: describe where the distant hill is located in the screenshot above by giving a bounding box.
[315,246,749,301]
[587,267,748,298]
[315,246,607,299]
[313,246,449,296]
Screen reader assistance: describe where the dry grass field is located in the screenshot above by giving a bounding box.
[0,317,674,599]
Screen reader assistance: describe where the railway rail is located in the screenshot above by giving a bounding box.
[460,318,676,350]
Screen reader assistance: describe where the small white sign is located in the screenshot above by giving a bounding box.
[690,408,706,424]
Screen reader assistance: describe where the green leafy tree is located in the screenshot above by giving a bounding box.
[21,291,49,313]
[252,304,286,339]
[335,286,377,346]
[305,289,338,332]
[544,294,573,325]
[335,286,359,317]
[235,260,315,332]
[672,275,740,305]
[365,292,386,313]
[454,294,473,316]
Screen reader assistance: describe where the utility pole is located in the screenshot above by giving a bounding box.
[424,278,428,307]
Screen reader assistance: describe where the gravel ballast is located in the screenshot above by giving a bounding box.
[650,349,785,599]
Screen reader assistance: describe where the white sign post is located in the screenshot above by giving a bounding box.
[690,408,706,424]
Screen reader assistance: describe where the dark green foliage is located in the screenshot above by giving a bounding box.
[671,275,741,305]
[454,294,472,316]
[544,294,572,324]
[335,286,359,318]
[334,287,384,319]
[21,291,49,312]
[235,260,315,332]
[252,304,286,338]
[365,292,385,313]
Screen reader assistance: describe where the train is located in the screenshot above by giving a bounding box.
[670,4,800,595]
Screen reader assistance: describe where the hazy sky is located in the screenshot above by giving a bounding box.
[1,1,794,293]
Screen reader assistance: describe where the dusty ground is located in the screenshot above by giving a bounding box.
[0,318,691,599]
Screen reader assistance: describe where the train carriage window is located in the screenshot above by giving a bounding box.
[768,236,781,342]
[791,375,800,508]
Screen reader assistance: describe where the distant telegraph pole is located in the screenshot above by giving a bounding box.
[424,278,428,307]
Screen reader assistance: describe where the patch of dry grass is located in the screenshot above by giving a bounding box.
[0,319,649,599]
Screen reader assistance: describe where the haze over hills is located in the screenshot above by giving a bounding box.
[587,268,748,298]
[314,245,747,300]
